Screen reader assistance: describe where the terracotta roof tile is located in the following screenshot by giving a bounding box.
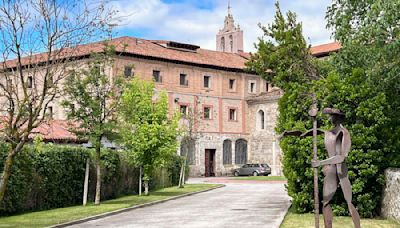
[2,36,341,72]
[310,42,341,57]
[30,120,81,142]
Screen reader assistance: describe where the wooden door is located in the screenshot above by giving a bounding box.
[205,149,216,177]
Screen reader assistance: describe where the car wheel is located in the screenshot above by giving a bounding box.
[253,171,258,176]
[234,171,239,177]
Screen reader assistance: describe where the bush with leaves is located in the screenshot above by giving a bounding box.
[247,2,399,217]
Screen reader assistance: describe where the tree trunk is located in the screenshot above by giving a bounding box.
[0,153,15,202]
[94,139,101,205]
[144,180,149,196]
[178,160,184,188]
[83,158,90,206]
[139,167,142,196]
[182,158,187,185]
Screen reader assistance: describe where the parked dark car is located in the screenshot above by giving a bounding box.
[233,164,271,176]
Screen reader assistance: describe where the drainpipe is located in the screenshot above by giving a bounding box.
[272,132,277,176]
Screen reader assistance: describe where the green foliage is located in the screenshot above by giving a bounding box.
[248,2,399,218]
[62,43,122,146]
[0,143,89,215]
[0,143,183,216]
[246,2,319,90]
[118,78,181,185]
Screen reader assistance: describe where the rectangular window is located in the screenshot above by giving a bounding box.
[229,108,237,121]
[47,106,53,119]
[48,75,54,87]
[180,74,188,86]
[153,70,162,83]
[203,106,212,119]
[203,75,211,88]
[27,76,33,88]
[229,79,236,90]
[180,105,188,116]
[124,66,133,78]
[250,82,255,93]
[265,82,269,92]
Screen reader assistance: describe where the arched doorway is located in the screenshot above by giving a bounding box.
[235,139,247,164]
[223,139,232,164]
[180,137,195,165]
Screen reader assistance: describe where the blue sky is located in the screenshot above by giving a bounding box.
[111,0,333,52]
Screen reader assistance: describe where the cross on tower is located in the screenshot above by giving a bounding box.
[228,0,232,16]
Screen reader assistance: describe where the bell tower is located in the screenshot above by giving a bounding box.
[216,1,244,53]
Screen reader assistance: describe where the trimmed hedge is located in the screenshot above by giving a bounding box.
[0,143,182,216]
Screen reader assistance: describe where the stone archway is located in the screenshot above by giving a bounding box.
[235,139,247,164]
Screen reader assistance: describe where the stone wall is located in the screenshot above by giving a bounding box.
[381,168,400,221]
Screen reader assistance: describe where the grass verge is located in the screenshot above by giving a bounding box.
[0,184,222,228]
[281,211,400,228]
[233,176,287,181]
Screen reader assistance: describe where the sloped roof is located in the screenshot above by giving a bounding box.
[2,36,341,72]
[310,42,342,57]
[30,120,83,143]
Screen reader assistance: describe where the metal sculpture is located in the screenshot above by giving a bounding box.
[313,107,361,228]
[281,100,361,228]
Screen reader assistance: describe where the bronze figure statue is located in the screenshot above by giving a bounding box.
[281,106,361,228]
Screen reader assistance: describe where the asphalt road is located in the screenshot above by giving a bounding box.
[68,178,291,228]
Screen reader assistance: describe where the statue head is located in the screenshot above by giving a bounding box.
[323,108,345,126]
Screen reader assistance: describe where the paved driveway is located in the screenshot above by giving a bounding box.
[69,177,291,228]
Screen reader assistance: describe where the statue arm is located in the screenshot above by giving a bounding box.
[312,155,346,167]
[300,129,325,137]
[279,129,325,139]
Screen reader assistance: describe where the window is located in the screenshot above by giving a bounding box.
[70,104,75,115]
[153,70,162,83]
[180,137,195,165]
[221,37,225,52]
[250,82,255,93]
[223,139,232,164]
[47,106,53,119]
[203,106,212,119]
[27,76,33,88]
[265,82,269,92]
[48,75,54,87]
[180,74,188,86]
[229,79,236,90]
[229,35,233,52]
[235,139,248,164]
[124,66,133,78]
[257,110,265,130]
[229,108,237,121]
[203,75,211,88]
[180,104,188,116]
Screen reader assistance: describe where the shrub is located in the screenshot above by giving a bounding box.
[0,144,183,216]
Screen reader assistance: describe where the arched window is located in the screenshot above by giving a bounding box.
[257,110,265,130]
[235,139,248,164]
[229,35,233,52]
[180,137,195,165]
[223,139,232,164]
[221,37,225,52]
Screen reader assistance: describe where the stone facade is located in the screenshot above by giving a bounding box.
[381,168,400,221]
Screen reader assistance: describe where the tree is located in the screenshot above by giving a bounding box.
[247,1,326,218]
[62,44,122,205]
[119,78,180,196]
[178,106,198,188]
[0,0,114,202]
[248,1,400,217]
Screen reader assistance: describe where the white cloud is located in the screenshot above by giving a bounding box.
[112,0,333,52]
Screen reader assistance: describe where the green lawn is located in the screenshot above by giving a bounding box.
[0,184,222,228]
[233,176,287,181]
[281,212,400,228]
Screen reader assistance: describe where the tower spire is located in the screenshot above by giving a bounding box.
[228,0,231,16]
